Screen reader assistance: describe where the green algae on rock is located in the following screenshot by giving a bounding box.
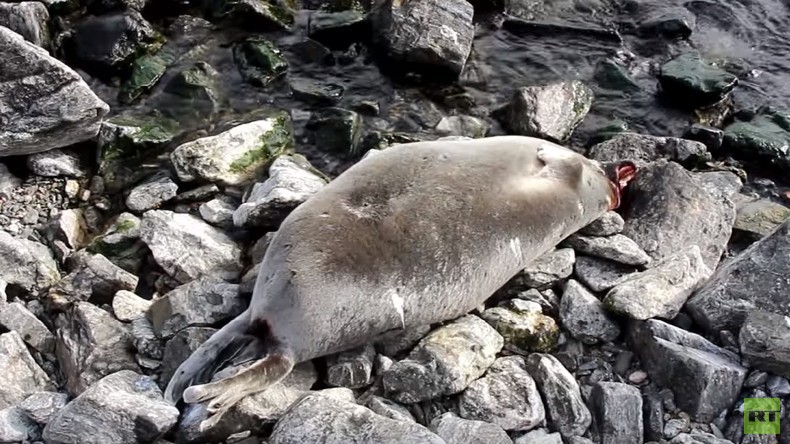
[171,113,294,186]
[208,0,297,31]
[233,38,288,87]
[86,212,148,274]
[658,53,738,108]
[480,305,560,354]
[722,107,790,173]
[119,51,174,104]
[305,107,362,157]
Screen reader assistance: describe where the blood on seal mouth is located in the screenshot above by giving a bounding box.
[605,161,637,210]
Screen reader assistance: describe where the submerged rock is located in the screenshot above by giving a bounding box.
[525,353,592,437]
[233,37,288,87]
[306,107,363,157]
[588,132,708,166]
[307,9,368,50]
[0,26,109,156]
[738,310,790,379]
[0,331,55,409]
[638,6,695,39]
[208,0,297,31]
[721,106,790,173]
[119,50,173,104]
[162,61,221,117]
[289,78,344,106]
[658,53,738,108]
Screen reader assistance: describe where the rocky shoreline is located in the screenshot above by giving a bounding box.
[1,0,790,443]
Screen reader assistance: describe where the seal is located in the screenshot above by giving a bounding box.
[164,135,637,429]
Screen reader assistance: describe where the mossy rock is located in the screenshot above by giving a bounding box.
[119,51,175,104]
[594,59,639,92]
[306,107,363,157]
[209,0,297,30]
[233,38,288,87]
[658,53,738,108]
[480,307,560,354]
[86,212,149,273]
[722,107,790,172]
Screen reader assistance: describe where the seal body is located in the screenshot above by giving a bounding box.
[165,135,629,427]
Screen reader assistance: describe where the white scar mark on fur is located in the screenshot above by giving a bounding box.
[388,289,406,328]
[509,238,522,259]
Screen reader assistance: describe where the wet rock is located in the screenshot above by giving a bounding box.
[172,114,294,187]
[162,61,221,116]
[580,211,624,237]
[525,353,591,437]
[371,0,474,77]
[684,124,724,152]
[658,53,738,109]
[495,80,594,142]
[27,149,84,178]
[733,198,790,240]
[627,319,747,422]
[588,133,708,166]
[48,252,139,308]
[125,172,178,213]
[269,391,443,444]
[435,115,489,139]
[306,107,363,157]
[721,106,790,172]
[0,301,55,354]
[589,381,643,444]
[603,246,712,320]
[112,290,151,322]
[638,7,695,39]
[0,230,60,294]
[430,411,512,444]
[562,233,651,267]
[86,212,148,274]
[43,370,179,444]
[0,406,37,443]
[0,26,109,156]
[560,279,621,344]
[514,429,563,444]
[118,50,173,103]
[365,396,415,423]
[620,160,735,270]
[325,344,376,389]
[518,248,575,289]
[289,78,344,106]
[55,302,140,395]
[18,391,68,425]
[307,9,368,50]
[233,38,288,87]
[739,310,790,379]
[382,314,503,403]
[0,2,50,48]
[686,218,790,332]
[140,210,243,284]
[594,59,640,92]
[573,255,637,292]
[480,305,560,353]
[0,331,55,409]
[459,355,545,431]
[233,154,328,229]
[199,196,237,228]
[208,0,297,31]
[148,276,243,340]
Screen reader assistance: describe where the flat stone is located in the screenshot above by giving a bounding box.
[112,290,151,322]
[562,233,651,266]
[430,411,512,444]
[573,255,638,292]
[559,279,621,344]
[739,310,790,379]
[233,37,288,87]
[519,248,575,289]
[579,211,625,236]
[0,230,60,294]
[525,352,592,437]
[0,331,55,409]
[589,381,643,444]
[588,132,708,166]
[0,301,55,354]
[480,305,560,354]
[125,172,178,213]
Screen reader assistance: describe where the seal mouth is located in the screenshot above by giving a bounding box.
[606,161,637,210]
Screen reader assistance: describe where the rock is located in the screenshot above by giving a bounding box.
[125,172,178,213]
[0,26,109,156]
[430,411,512,444]
[767,376,790,398]
[515,288,560,316]
[325,344,376,389]
[118,50,173,104]
[171,114,294,187]
[112,290,151,322]
[587,133,708,166]
[459,356,545,431]
[573,255,637,292]
[233,155,327,229]
[382,314,503,403]
[0,163,21,194]
[684,124,724,152]
[159,327,215,389]
[27,149,84,177]
[559,279,621,344]
[289,78,344,106]
[306,107,363,157]
[638,6,695,39]
[589,382,643,444]
[43,208,89,253]
[208,0,297,31]
[435,115,489,139]
[525,353,592,437]
[43,370,179,444]
[627,319,747,422]
[0,230,60,294]
[658,53,738,109]
[495,81,594,142]
[620,160,735,270]
[480,305,560,353]
[148,276,243,340]
[721,106,790,172]
[140,210,243,284]
[0,331,55,409]
[54,302,140,396]
[664,418,688,439]
[686,218,790,332]
[0,406,37,443]
[365,396,415,423]
[643,391,664,441]
[48,252,139,308]
[0,2,50,48]
[562,234,651,267]
[233,38,288,87]
[580,211,625,237]
[199,196,237,228]
[18,391,68,425]
[690,170,743,203]
[738,310,790,379]
[370,0,474,77]
[514,429,563,444]
[733,198,790,240]
[670,432,735,443]
[163,62,221,118]
[594,58,640,92]
[518,248,575,289]
[602,246,712,320]
[307,9,368,50]
[86,212,148,274]
[374,325,432,358]
[133,316,167,363]
[0,301,55,354]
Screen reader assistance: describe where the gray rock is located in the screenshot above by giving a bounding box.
[0,406,37,443]
[0,301,55,354]
[430,411,511,444]
[268,392,444,444]
[370,0,474,77]
[140,210,243,284]
[562,233,651,266]
[112,290,151,322]
[588,133,707,165]
[0,230,60,294]
[148,276,243,340]
[199,197,237,227]
[0,163,21,194]
[627,319,747,422]
[435,115,489,139]
[603,245,712,320]
[767,376,790,398]
[365,396,415,423]
[54,302,140,396]
[374,325,432,358]
[85,212,147,274]
[43,370,179,444]
[686,218,790,332]
[589,382,643,444]
[125,172,178,213]
[513,428,563,444]
[620,160,735,271]
[496,81,594,142]
[580,211,625,237]
[480,305,560,354]
[566,438,596,444]
[27,148,84,177]
[18,391,69,425]
[670,431,735,444]
[0,26,109,156]
[733,198,790,239]
[664,418,688,439]
[382,315,503,403]
[233,155,327,229]
[515,288,560,316]
[739,310,790,379]
[325,344,376,389]
[459,356,545,431]
[519,248,575,289]
[43,208,89,252]
[131,316,163,362]
[559,279,621,344]
[48,252,139,308]
[0,2,49,48]
[0,331,54,409]
[689,170,743,203]
[643,391,664,442]
[525,353,592,437]
[573,255,637,293]
[159,327,216,389]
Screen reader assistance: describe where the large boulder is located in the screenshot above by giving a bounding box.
[0,2,50,48]
[0,26,109,156]
[588,132,708,166]
[0,331,55,409]
[738,310,790,379]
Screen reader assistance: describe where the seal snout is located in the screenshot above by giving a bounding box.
[604,161,637,210]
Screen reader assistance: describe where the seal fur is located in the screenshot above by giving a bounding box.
[164,135,635,429]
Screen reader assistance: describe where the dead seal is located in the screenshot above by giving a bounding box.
[164,135,636,429]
